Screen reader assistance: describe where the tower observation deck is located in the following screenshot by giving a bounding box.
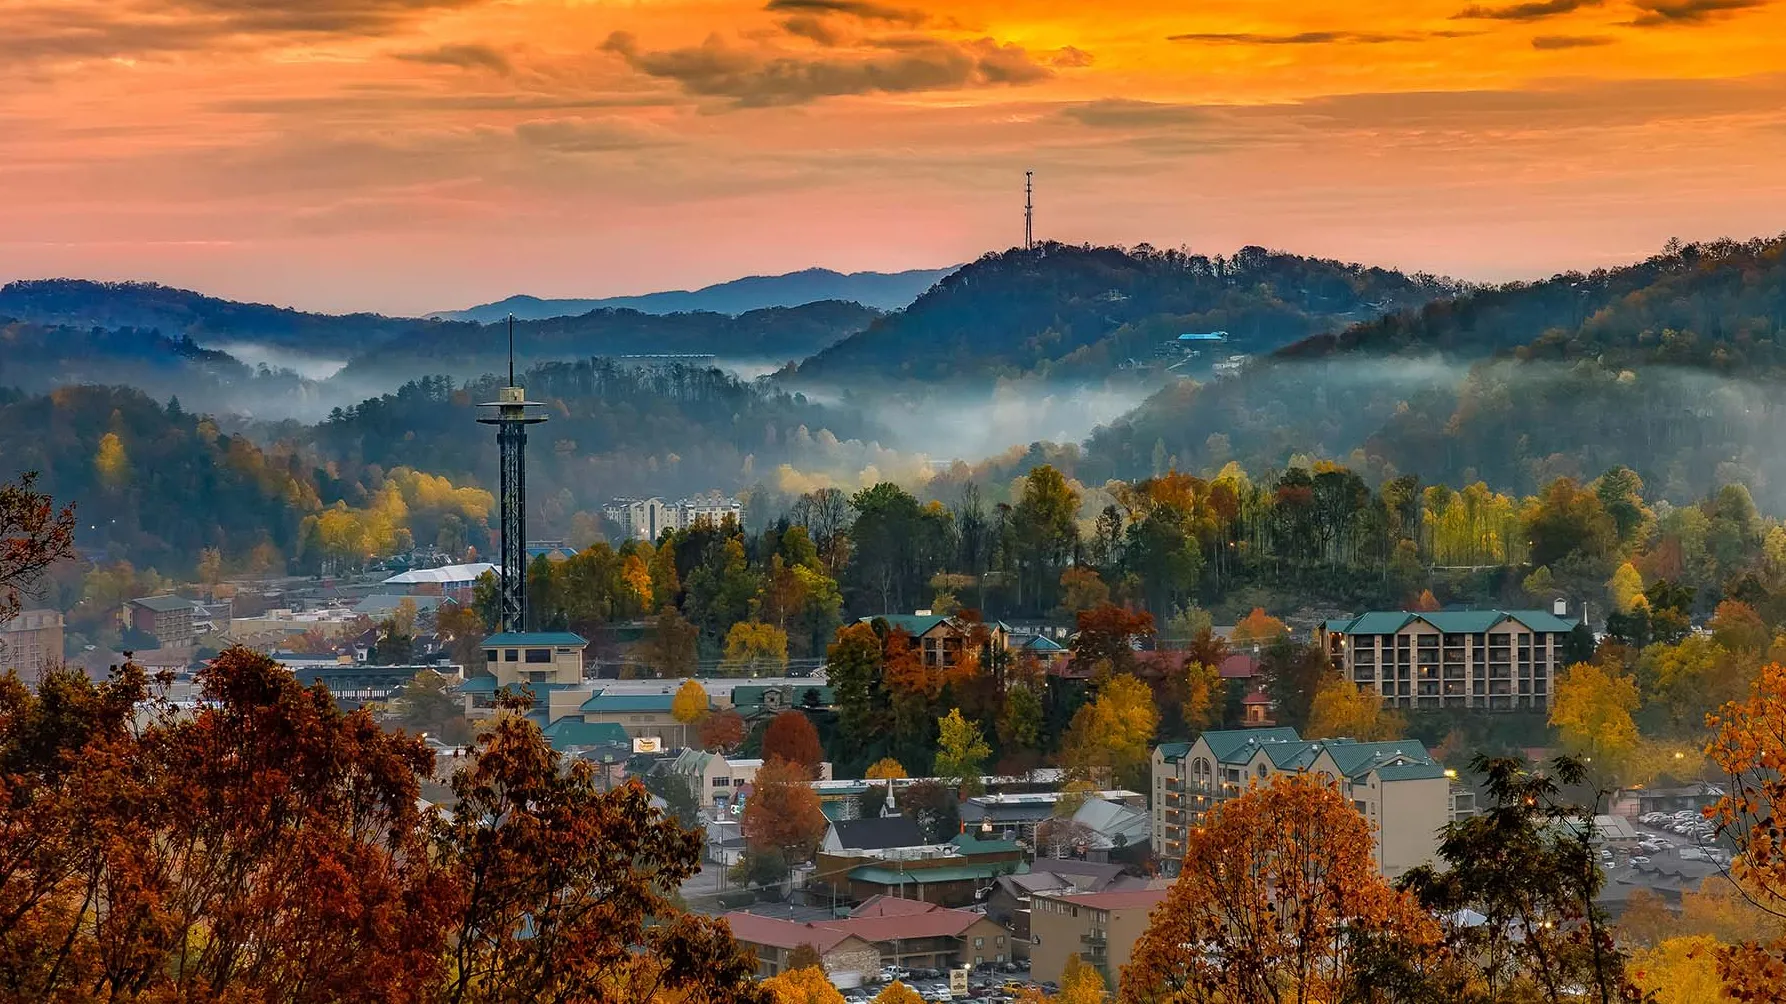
[476,320,547,634]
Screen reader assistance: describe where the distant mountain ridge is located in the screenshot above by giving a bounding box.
[431,266,956,321]
[0,279,880,371]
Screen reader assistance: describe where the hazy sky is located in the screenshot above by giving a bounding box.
[4,0,1785,315]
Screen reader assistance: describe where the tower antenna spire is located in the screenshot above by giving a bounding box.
[1024,170,1034,250]
[508,314,515,387]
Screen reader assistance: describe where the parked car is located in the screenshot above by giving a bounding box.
[1631,856,1651,864]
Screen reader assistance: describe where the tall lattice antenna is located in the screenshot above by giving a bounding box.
[1024,170,1034,250]
[507,314,515,387]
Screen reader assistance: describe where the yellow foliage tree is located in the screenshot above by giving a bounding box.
[1231,608,1289,646]
[622,552,654,610]
[1550,661,1640,768]
[935,708,992,796]
[1058,953,1107,1004]
[1305,673,1402,741]
[670,679,709,725]
[1182,661,1223,734]
[1608,561,1648,615]
[760,965,844,1004]
[865,758,906,781]
[1063,674,1160,790]
[871,981,923,1004]
[722,620,790,675]
[1704,664,1786,999]
[94,431,129,487]
[1628,936,1736,1003]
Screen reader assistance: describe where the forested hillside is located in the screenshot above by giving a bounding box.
[338,300,878,377]
[785,242,1458,384]
[0,279,879,372]
[1085,237,1786,507]
[0,321,318,415]
[0,280,429,355]
[310,359,883,527]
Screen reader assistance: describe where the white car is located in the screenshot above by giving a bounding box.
[1630,855,1651,864]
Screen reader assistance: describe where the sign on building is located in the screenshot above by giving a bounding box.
[632,737,663,753]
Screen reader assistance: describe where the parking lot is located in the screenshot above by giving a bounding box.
[1625,809,1732,867]
[840,961,1056,1003]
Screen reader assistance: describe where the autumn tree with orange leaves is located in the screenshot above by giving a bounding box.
[0,471,76,623]
[741,756,829,872]
[0,648,769,1004]
[762,709,825,778]
[1120,774,1442,1004]
[1704,661,1786,999]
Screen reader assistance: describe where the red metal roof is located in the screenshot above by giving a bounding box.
[720,913,859,953]
[1219,653,1259,679]
[723,899,990,950]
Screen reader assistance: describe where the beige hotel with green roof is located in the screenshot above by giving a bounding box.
[1320,608,1579,712]
[1152,728,1452,880]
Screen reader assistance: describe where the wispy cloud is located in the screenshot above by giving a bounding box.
[1627,0,1769,24]
[1531,32,1616,46]
[603,30,1080,106]
[1168,30,1469,44]
[1452,0,1603,20]
[763,0,927,24]
[396,43,511,74]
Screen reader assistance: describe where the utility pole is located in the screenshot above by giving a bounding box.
[1024,170,1034,250]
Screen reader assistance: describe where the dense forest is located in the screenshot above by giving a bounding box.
[785,242,1460,384]
[1084,236,1786,506]
[312,360,880,512]
[0,321,321,416]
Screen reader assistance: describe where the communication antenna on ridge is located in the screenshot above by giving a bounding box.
[1024,170,1034,250]
[507,314,515,387]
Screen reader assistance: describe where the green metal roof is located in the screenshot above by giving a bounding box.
[580,692,680,713]
[1200,727,1302,764]
[1321,740,1438,779]
[950,832,1022,856]
[1421,611,1507,633]
[1327,612,1415,635]
[542,719,630,751]
[848,863,1024,885]
[1376,763,1450,782]
[482,632,587,647]
[1326,609,1578,637]
[730,685,835,708]
[457,675,501,694]
[1505,609,1579,633]
[1262,741,1325,771]
[1156,741,1192,763]
[1019,635,1066,652]
[860,614,951,636]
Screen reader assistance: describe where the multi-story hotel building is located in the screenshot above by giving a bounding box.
[1320,608,1578,712]
[1152,728,1450,880]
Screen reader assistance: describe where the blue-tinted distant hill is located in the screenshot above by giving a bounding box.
[431,266,956,321]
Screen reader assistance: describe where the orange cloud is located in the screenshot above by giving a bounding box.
[0,0,1782,313]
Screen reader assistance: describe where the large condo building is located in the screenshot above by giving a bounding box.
[1152,728,1450,880]
[602,494,743,541]
[1319,608,1578,712]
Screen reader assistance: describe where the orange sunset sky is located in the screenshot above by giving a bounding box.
[4,0,1785,314]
